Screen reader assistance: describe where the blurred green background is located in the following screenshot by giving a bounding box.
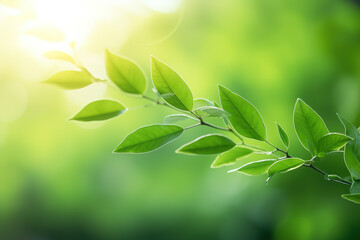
[0,0,360,239]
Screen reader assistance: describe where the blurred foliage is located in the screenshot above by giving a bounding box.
[0,0,360,239]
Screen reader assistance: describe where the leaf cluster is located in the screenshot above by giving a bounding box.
[45,48,360,204]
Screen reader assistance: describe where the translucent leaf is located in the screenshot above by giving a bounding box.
[193,98,214,109]
[194,106,229,118]
[229,159,277,176]
[350,180,360,194]
[163,114,198,124]
[218,85,266,141]
[325,174,343,181]
[293,99,329,155]
[105,50,147,95]
[211,146,253,168]
[276,123,289,149]
[114,125,183,153]
[44,70,92,90]
[316,133,352,157]
[268,158,305,177]
[338,115,360,180]
[214,101,230,126]
[151,56,193,111]
[70,100,126,121]
[342,194,360,204]
[176,134,235,155]
[44,50,76,65]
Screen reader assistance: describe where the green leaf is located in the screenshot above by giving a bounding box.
[193,98,214,109]
[350,180,360,194]
[325,174,343,181]
[114,124,183,153]
[341,194,360,204]
[316,133,352,157]
[176,134,235,155]
[230,159,277,176]
[211,146,253,168]
[105,49,147,95]
[163,114,198,124]
[268,158,305,177]
[276,123,289,149]
[194,106,229,118]
[44,50,76,65]
[44,70,93,90]
[70,100,126,121]
[214,102,230,126]
[151,56,193,111]
[293,99,329,155]
[218,85,266,141]
[338,115,360,180]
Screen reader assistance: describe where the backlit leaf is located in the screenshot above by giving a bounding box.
[70,100,126,121]
[316,133,352,157]
[293,99,329,155]
[268,158,305,177]
[326,174,343,181]
[211,146,253,168]
[338,115,360,180]
[45,70,92,90]
[218,85,266,141]
[193,98,214,109]
[114,125,183,153]
[105,49,147,95]
[276,123,289,149]
[342,194,360,204]
[176,134,235,155]
[194,106,229,118]
[151,56,193,111]
[350,180,360,194]
[230,159,277,176]
[163,114,198,124]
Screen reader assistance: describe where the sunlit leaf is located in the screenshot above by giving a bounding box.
[114,125,183,153]
[230,159,277,176]
[176,134,235,155]
[218,85,266,141]
[325,174,343,181]
[163,114,198,124]
[338,115,360,180]
[268,158,305,177]
[293,99,329,155]
[211,146,253,168]
[44,70,92,90]
[70,100,126,121]
[342,194,360,204]
[276,123,289,149]
[194,106,229,118]
[350,180,360,194]
[193,98,214,109]
[105,49,147,95]
[214,101,230,126]
[44,50,76,65]
[316,133,352,157]
[151,56,193,111]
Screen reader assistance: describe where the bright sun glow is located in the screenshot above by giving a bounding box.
[35,0,91,41]
[34,0,182,42]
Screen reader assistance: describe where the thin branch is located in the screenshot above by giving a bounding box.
[265,140,290,157]
[303,163,351,186]
[184,123,201,130]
